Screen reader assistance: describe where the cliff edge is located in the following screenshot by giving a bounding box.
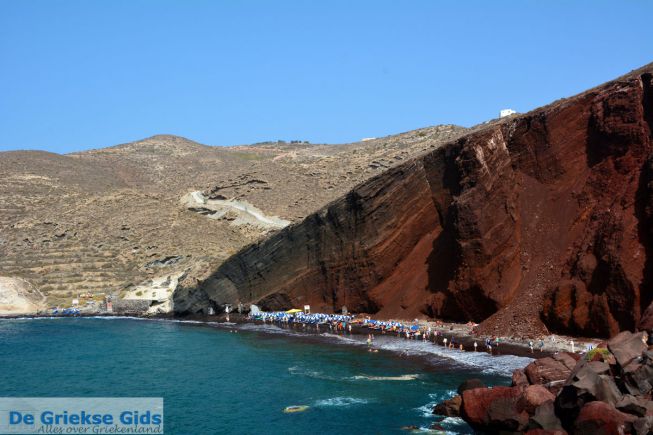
[175,63,653,338]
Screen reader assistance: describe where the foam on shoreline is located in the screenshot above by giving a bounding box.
[0,316,533,376]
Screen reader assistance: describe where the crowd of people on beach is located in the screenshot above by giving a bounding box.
[363,318,483,352]
[248,310,586,355]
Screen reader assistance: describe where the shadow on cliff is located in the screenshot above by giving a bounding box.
[423,143,499,323]
[636,73,653,327]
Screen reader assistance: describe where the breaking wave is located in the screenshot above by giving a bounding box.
[350,374,421,381]
[314,397,370,407]
[414,390,457,418]
[288,366,421,383]
[367,336,533,377]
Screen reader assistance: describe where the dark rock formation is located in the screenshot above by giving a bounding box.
[608,330,648,367]
[573,401,636,434]
[529,400,564,432]
[451,331,653,434]
[432,395,461,417]
[174,63,653,339]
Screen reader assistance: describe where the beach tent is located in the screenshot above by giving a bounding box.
[285,309,303,314]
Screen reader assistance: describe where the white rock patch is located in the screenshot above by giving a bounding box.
[182,191,290,230]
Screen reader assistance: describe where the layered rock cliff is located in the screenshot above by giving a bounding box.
[175,63,653,338]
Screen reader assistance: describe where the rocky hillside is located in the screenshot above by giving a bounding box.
[0,126,464,310]
[176,62,653,339]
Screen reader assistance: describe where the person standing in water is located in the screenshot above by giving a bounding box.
[473,341,478,351]
[443,337,448,347]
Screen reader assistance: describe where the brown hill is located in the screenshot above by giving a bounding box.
[176,62,653,339]
[0,125,464,309]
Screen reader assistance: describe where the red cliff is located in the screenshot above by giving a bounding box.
[175,63,653,338]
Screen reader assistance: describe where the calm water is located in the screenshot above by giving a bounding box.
[0,318,532,434]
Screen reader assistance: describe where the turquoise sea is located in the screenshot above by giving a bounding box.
[0,318,533,434]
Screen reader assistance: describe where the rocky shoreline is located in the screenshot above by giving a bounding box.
[434,330,653,434]
[7,311,641,433]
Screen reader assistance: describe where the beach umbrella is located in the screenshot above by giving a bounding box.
[410,325,419,331]
[285,309,303,314]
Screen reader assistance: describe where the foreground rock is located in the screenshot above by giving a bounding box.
[437,331,653,433]
[177,62,653,340]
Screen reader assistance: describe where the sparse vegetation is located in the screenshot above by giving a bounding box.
[231,151,264,161]
[585,347,610,361]
[0,126,466,308]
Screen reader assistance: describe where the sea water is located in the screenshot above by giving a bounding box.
[0,318,533,434]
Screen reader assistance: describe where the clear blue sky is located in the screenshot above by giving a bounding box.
[1,1,651,153]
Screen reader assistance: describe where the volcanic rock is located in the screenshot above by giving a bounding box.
[525,356,573,392]
[433,395,461,417]
[529,400,564,431]
[633,416,653,435]
[457,378,486,395]
[621,354,653,396]
[608,331,648,367]
[615,395,653,418]
[176,63,653,338]
[573,401,636,434]
[460,333,653,433]
[519,385,556,414]
[512,368,530,387]
[461,386,529,431]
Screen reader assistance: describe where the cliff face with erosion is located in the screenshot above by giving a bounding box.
[175,64,653,338]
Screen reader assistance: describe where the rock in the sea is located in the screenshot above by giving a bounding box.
[461,386,529,431]
[460,340,653,433]
[573,401,636,434]
[432,395,461,417]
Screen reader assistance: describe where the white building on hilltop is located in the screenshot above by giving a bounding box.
[500,109,517,118]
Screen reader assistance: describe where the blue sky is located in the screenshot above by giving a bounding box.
[0,1,651,153]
